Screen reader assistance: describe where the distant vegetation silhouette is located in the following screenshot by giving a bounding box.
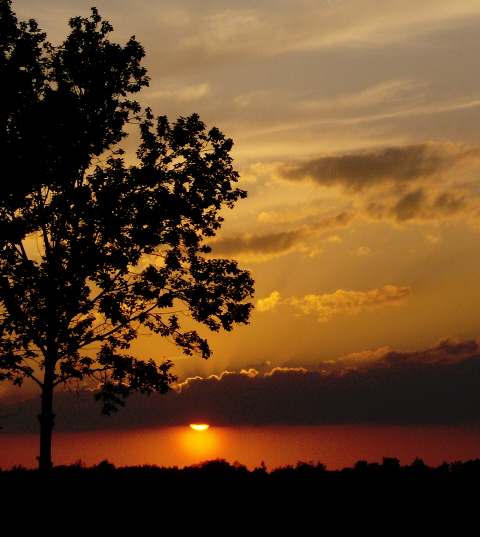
[0,1,254,473]
[1,457,479,536]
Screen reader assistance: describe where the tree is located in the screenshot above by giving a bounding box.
[0,1,254,472]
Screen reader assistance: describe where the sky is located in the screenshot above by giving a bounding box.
[2,0,480,467]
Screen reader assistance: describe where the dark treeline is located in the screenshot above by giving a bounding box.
[1,458,479,536]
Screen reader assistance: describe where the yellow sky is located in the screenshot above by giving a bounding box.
[6,1,480,427]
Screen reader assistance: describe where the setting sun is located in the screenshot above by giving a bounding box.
[190,424,209,431]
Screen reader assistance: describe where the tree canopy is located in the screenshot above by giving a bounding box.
[0,1,254,471]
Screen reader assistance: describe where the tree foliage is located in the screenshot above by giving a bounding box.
[0,1,254,468]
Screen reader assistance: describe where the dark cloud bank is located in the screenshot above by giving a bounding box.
[2,338,479,433]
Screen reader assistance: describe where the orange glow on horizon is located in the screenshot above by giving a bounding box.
[1,425,479,471]
[181,425,218,457]
[190,424,209,431]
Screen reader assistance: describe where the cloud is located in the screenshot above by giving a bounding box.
[209,211,354,261]
[350,246,371,256]
[257,285,413,322]
[381,336,480,365]
[363,186,479,224]
[256,291,281,312]
[150,0,480,70]
[144,83,210,103]
[295,79,426,116]
[257,205,323,224]
[4,337,480,432]
[339,336,480,366]
[280,143,480,192]
[273,143,480,227]
[242,360,272,374]
[168,345,480,426]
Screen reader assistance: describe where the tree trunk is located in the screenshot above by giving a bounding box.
[37,361,55,473]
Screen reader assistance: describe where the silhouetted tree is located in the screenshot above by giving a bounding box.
[0,2,254,472]
[382,457,401,471]
[353,459,369,472]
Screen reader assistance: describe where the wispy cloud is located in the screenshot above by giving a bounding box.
[144,83,210,103]
[295,79,426,115]
[164,1,480,63]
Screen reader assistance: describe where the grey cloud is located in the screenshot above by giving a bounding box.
[393,188,426,221]
[382,336,480,364]
[210,211,353,259]
[281,143,480,191]
[433,190,470,215]
[212,229,308,257]
[364,187,472,223]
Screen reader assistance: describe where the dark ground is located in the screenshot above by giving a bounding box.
[1,457,479,536]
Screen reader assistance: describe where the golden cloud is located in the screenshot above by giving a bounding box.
[257,285,413,322]
[256,291,281,312]
[288,285,413,322]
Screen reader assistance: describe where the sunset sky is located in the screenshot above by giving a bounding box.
[2,0,480,468]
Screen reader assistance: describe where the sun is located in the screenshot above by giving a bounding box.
[190,424,209,431]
